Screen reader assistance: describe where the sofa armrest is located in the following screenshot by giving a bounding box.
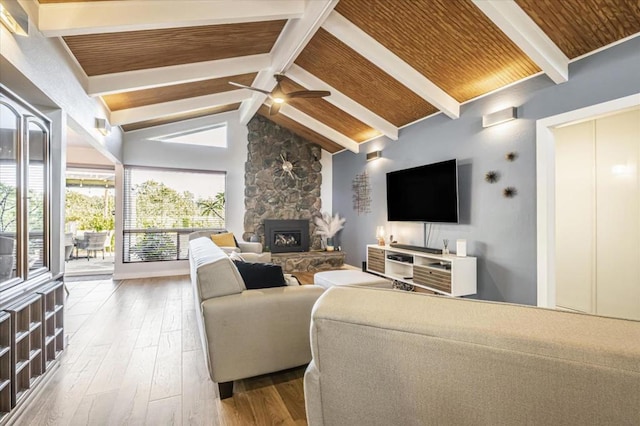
[200,285,324,383]
[238,241,262,253]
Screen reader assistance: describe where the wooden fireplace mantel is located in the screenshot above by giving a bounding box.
[271,251,345,273]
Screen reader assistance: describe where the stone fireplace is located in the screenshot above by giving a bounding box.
[264,219,309,253]
[243,115,323,250]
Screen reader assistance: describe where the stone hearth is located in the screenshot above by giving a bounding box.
[271,251,345,273]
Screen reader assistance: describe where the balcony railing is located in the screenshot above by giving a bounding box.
[123,228,225,263]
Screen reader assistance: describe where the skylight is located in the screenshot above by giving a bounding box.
[152,124,227,148]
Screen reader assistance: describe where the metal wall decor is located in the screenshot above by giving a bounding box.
[484,170,499,183]
[276,153,298,180]
[503,187,517,198]
[352,171,372,215]
[486,153,518,197]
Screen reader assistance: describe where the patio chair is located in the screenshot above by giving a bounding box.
[64,232,74,261]
[75,231,109,260]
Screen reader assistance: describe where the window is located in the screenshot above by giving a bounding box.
[150,124,227,148]
[123,167,225,262]
[0,87,50,289]
[26,120,48,277]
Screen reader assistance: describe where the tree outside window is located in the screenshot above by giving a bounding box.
[123,167,225,262]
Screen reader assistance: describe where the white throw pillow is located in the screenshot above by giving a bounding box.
[284,274,300,286]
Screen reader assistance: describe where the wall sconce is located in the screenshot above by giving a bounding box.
[376,226,385,246]
[482,107,517,128]
[95,118,111,136]
[366,150,382,162]
[0,1,29,36]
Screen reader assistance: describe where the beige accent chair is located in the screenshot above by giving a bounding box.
[188,235,324,399]
[305,286,640,426]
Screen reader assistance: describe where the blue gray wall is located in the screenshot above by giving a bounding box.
[332,37,640,305]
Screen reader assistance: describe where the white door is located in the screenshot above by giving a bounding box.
[594,109,640,320]
[554,121,595,313]
[554,108,640,320]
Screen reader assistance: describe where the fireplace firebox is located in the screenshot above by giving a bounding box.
[264,220,309,253]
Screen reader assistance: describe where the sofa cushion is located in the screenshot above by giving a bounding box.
[232,260,287,289]
[189,237,246,301]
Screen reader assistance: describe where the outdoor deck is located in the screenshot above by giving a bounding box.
[65,252,114,276]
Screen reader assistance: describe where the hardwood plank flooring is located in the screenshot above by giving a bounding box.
[13,276,308,426]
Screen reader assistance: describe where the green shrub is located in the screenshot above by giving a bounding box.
[88,215,114,232]
[133,233,176,261]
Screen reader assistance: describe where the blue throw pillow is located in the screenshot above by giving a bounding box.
[232,260,286,289]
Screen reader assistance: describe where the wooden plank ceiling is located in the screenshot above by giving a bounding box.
[516,0,640,59]
[257,106,344,154]
[295,29,438,127]
[36,0,640,153]
[103,73,257,111]
[279,77,381,143]
[64,21,286,76]
[334,0,540,102]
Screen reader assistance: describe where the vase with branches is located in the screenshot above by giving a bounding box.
[314,212,345,251]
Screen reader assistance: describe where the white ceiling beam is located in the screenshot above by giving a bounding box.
[322,11,460,119]
[287,64,398,140]
[37,0,305,37]
[123,109,238,141]
[110,90,249,125]
[472,0,569,84]
[279,104,360,154]
[238,0,339,125]
[86,53,270,96]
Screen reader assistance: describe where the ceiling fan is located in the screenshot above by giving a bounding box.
[229,74,330,116]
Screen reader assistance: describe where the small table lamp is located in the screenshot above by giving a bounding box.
[376,226,385,246]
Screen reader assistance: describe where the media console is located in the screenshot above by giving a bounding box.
[367,245,477,297]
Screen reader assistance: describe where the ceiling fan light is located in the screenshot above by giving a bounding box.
[273,98,285,104]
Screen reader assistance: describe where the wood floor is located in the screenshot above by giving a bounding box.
[13,276,308,426]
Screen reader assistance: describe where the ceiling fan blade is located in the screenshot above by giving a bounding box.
[228,81,271,96]
[269,102,282,116]
[287,90,331,99]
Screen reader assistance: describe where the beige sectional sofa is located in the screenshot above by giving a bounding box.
[188,236,324,398]
[305,286,640,425]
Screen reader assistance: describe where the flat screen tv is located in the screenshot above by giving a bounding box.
[386,159,459,223]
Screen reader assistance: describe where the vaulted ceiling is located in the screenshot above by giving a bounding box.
[33,0,640,153]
